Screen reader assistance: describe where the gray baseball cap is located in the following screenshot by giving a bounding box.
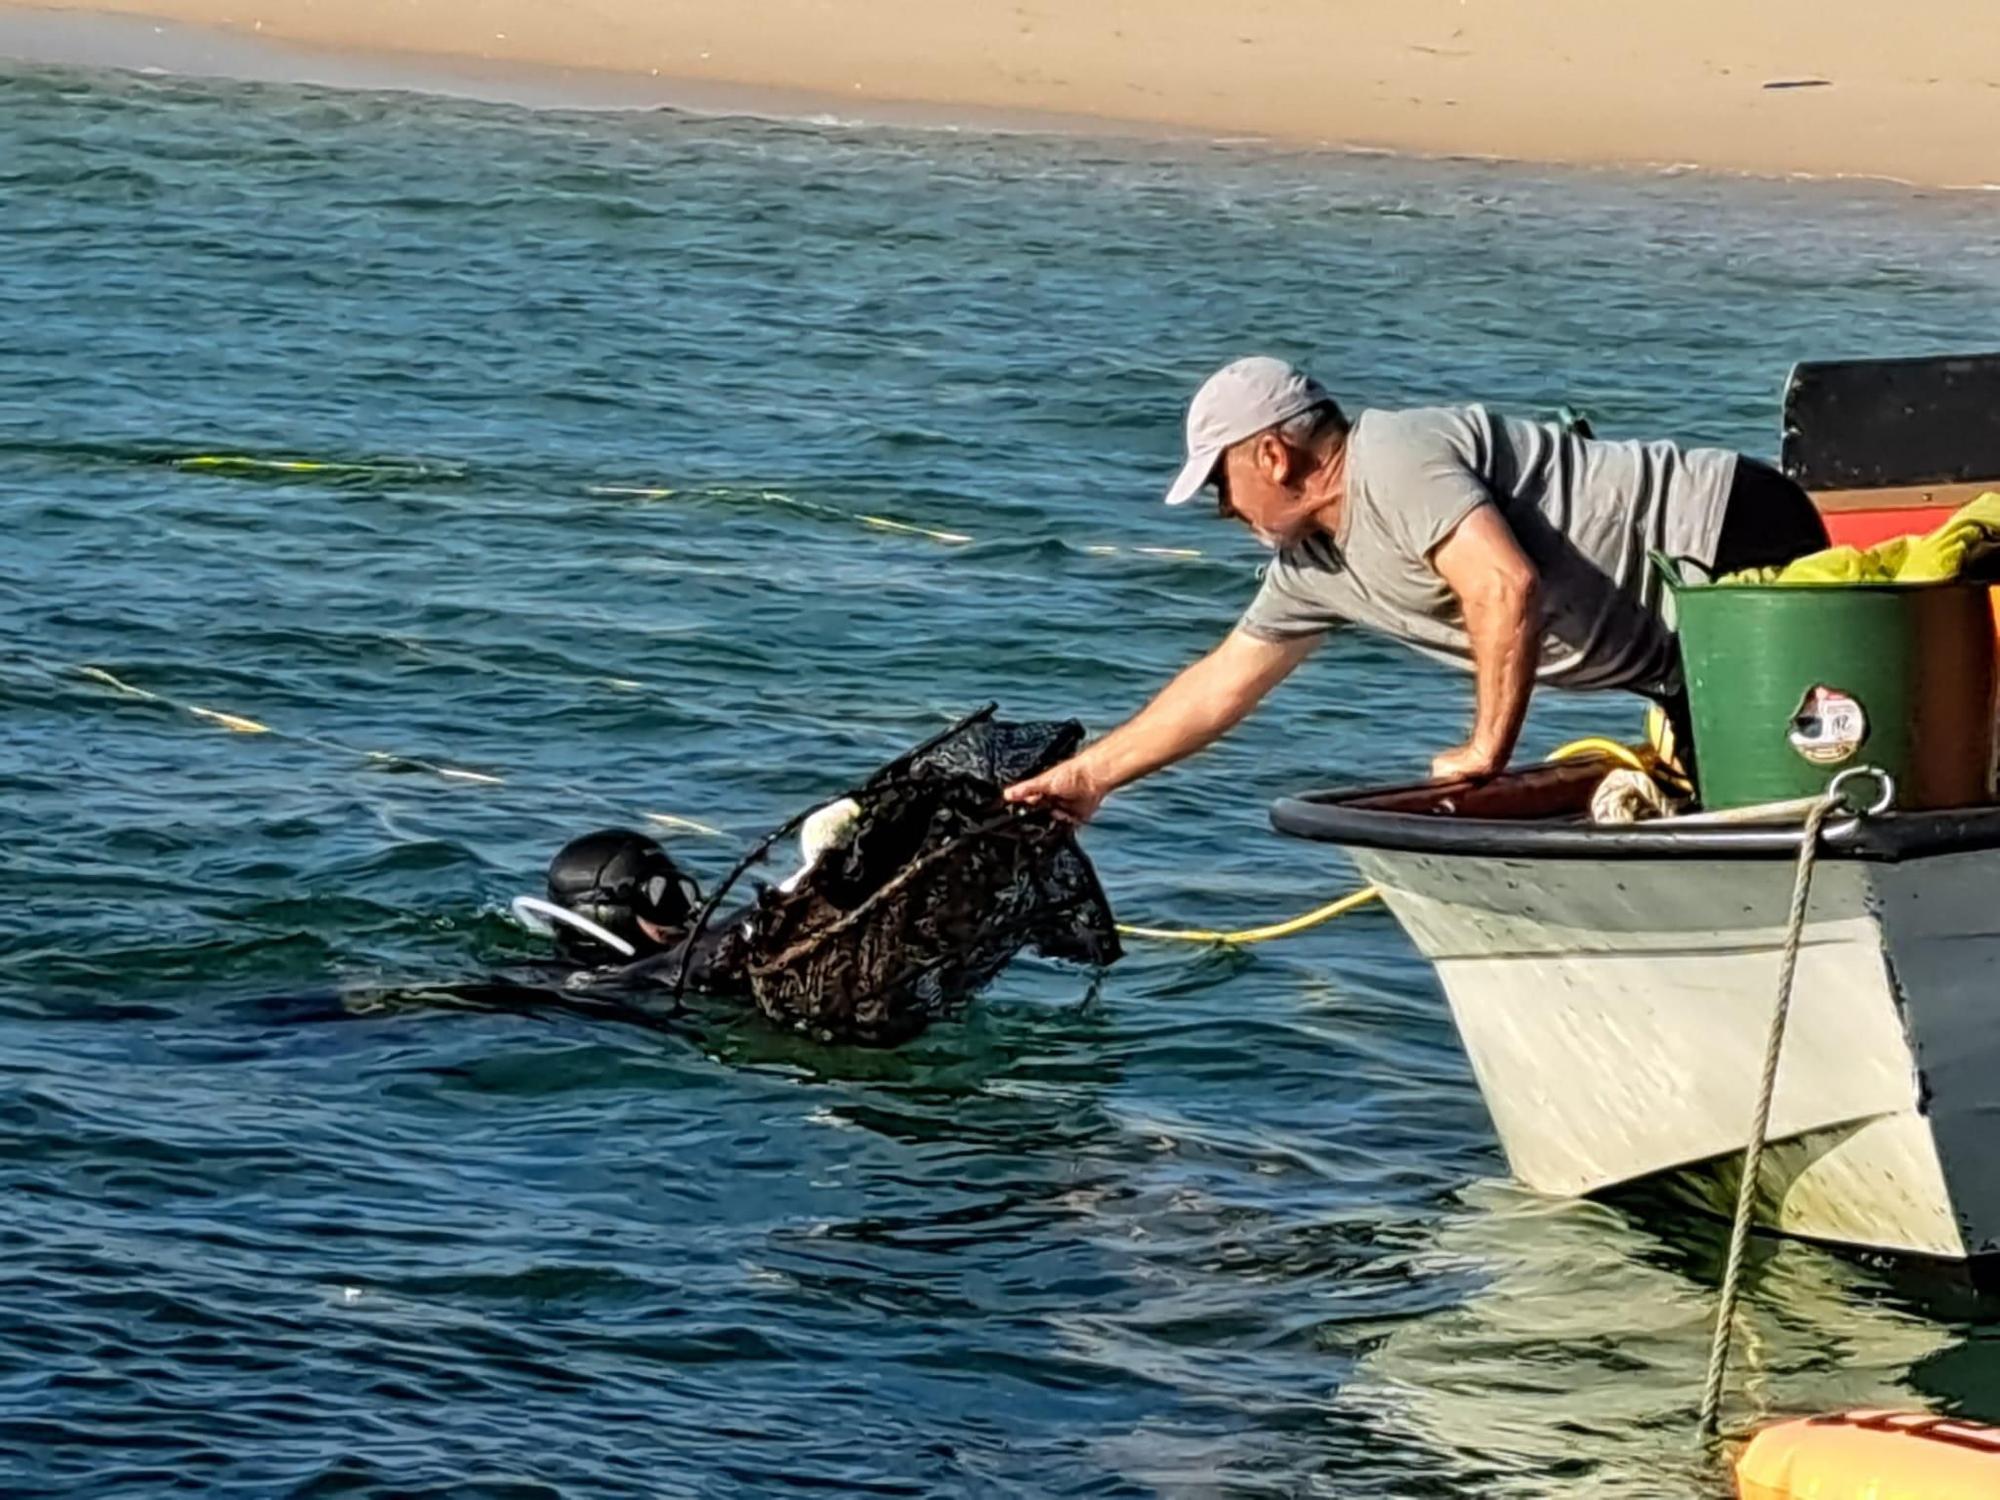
[1164,356,1332,506]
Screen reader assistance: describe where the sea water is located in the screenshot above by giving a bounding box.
[5,59,2000,1497]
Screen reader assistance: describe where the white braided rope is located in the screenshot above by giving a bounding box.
[1698,767,1894,1439]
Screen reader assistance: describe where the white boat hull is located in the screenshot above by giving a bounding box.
[1341,842,2000,1262]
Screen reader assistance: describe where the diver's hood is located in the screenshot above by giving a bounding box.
[538,828,701,961]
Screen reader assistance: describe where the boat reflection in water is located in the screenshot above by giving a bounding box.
[1338,1176,1960,1496]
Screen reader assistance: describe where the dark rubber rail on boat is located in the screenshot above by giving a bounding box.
[1269,792,2000,863]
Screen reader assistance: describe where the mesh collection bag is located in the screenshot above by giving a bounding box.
[692,709,1121,1045]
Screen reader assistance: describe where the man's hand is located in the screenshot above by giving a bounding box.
[1003,756,1110,823]
[1430,741,1505,783]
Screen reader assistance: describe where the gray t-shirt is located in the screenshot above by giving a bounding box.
[1238,405,1737,694]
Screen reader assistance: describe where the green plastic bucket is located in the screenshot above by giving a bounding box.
[1668,571,1998,810]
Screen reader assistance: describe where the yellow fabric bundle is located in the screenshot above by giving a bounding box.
[1721,492,2000,585]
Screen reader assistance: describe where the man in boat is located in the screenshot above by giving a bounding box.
[1005,356,1827,820]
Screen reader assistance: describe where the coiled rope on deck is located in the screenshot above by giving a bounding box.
[1546,734,1693,795]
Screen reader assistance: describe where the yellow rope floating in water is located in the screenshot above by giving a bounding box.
[586,484,974,546]
[175,459,1211,559]
[1118,735,1688,945]
[174,455,458,479]
[72,658,1390,943]
[1126,735,1694,944]
[585,484,1198,557]
[1117,885,1381,945]
[1119,732,1683,947]
[188,706,273,735]
[75,664,165,702]
[63,662,724,836]
[1083,544,1205,559]
[76,657,1369,939]
[179,456,354,475]
[855,513,975,545]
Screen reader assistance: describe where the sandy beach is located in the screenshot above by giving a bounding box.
[8,0,2000,187]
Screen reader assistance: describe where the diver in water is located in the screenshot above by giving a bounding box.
[515,709,1122,1046]
[528,826,750,992]
[540,828,700,959]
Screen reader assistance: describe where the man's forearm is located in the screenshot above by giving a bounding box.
[1428,505,1543,777]
[1079,630,1314,791]
[1465,575,1539,764]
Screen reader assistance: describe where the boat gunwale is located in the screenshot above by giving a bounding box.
[1270,793,2000,863]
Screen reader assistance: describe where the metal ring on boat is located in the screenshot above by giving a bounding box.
[1827,765,1897,819]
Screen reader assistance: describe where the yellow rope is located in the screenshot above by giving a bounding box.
[175,455,457,479]
[183,457,1210,559]
[584,483,1197,557]
[1545,735,1652,773]
[70,655,1389,945]
[1117,885,1381,945]
[62,662,725,836]
[1546,733,1693,795]
[1124,733,1682,948]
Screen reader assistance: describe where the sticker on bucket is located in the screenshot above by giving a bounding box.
[1789,685,1869,766]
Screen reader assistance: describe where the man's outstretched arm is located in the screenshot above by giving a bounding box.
[1003,628,1319,821]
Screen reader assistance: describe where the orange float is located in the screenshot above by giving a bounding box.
[1737,1410,2000,1500]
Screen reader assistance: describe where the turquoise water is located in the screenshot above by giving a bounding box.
[6,59,2000,1497]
